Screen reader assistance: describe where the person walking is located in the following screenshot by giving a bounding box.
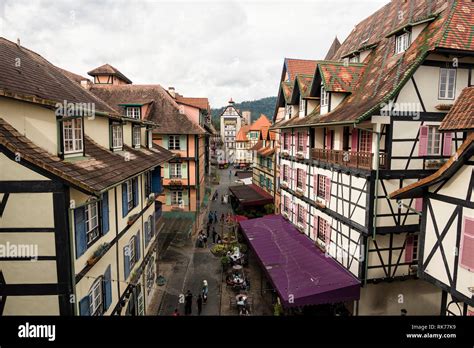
[184,290,193,315]
[229,170,232,180]
[208,211,213,224]
[206,223,210,238]
[196,295,203,316]
[202,280,209,304]
[220,213,224,222]
[213,211,218,223]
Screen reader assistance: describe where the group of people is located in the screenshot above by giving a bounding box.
[174,280,209,316]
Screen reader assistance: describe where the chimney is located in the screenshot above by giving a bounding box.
[80,79,92,90]
[228,98,235,105]
[168,87,176,98]
[16,38,21,47]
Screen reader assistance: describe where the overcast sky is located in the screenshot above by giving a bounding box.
[0,0,387,108]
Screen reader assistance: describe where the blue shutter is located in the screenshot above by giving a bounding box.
[136,233,141,261]
[151,167,162,193]
[133,178,138,208]
[101,192,109,234]
[123,245,130,279]
[122,183,128,217]
[144,221,149,246]
[74,207,87,258]
[103,265,112,311]
[79,295,90,316]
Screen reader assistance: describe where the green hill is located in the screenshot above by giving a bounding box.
[211,96,276,130]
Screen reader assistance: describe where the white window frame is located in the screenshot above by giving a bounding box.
[168,135,180,150]
[133,126,141,148]
[171,191,183,205]
[129,236,136,266]
[170,163,182,179]
[297,132,305,152]
[296,169,304,189]
[427,125,441,155]
[126,180,134,210]
[321,86,329,106]
[89,277,103,316]
[285,104,292,117]
[297,204,305,224]
[439,68,456,100]
[395,32,410,54]
[85,202,100,245]
[317,217,328,242]
[112,124,123,149]
[359,130,372,153]
[63,118,83,154]
[126,107,141,119]
[299,97,306,116]
[349,55,360,63]
[146,257,155,295]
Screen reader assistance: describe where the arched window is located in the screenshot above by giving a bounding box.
[89,277,103,316]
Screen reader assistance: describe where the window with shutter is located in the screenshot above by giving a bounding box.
[418,125,429,156]
[325,177,331,202]
[88,277,103,316]
[460,217,474,271]
[101,192,109,234]
[317,175,326,199]
[103,265,112,311]
[405,235,415,263]
[74,207,87,258]
[443,132,453,156]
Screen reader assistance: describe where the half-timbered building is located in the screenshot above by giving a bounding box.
[272,0,474,315]
[390,86,474,316]
[0,38,174,315]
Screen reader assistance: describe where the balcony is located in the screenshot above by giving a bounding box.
[311,148,387,170]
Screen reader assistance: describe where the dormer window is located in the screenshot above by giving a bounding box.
[395,32,410,54]
[285,104,292,117]
[349,55,360,63]
[63,118,83,154]
[321,86,329,107]
[132,126,141,148]
[111,123,123,150]
[126,107,141,119]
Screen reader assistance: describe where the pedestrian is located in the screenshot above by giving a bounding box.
[214,211,218,223]
[220,213,224,222]
[221,195,224,204]
[202,280,208,304]
[184,290,193,315]
[172,308,180,316]
[196,295,203,316]
[212,227,217,243]
[229,170,232,179]
[216,234,222,244]
[206,223,210,238]
[202,233,208,248]
[208,211,213,224]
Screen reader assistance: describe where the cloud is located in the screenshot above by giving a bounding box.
[1,0,387,107]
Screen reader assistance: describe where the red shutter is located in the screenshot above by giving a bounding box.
[443,132,453,156]
[418,125,429,156]
[312,220,318,241]
[405,235,415,263]
[351,129,359,151]
[460,217,474,271]
[303,207,307,227]
[325,177,331,202]
[303,132,308,154]
[415,198,423,212]
[314,174,318,199]
[302,170,306,191]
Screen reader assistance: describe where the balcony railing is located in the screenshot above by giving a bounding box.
[311,149,387,170]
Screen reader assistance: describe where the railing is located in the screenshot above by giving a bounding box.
[311,149,387,170]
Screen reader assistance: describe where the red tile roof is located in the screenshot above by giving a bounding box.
[324,37,342,60]
[439,87,474,131]
[318,62,364,93]
[176,96,210,112]
[236,125,250,141]
[250,114,271,131]
[285,58,318,82]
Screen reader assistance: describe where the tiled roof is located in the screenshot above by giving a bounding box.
[439,87,474,131]
[250,114,271,131]
[257,146,275,157]
[285,58,318,82]
[90,85,207,135]
[389,132,474,199]
[0,118,174,195]
[87,64,132,84]
[236,125,250,141]
[176,96,210,112]
[0,37,118,116]
[57,68,89,84]
[318,62,364,93]
[295,74,314,98]
[281,81,294,103]
[274,1,473,128]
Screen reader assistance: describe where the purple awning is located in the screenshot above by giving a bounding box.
[239,215,360,308]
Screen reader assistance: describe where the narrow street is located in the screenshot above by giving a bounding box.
[156,167,236,316]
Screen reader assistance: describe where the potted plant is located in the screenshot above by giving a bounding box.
[87,242,109,266]
[221,255,231,270]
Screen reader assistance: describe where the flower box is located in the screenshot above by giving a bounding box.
[426,160,446,169]
[127,214,139,225]
[315,200,326,209]
[296,153,305,160]
[295,188,304,197]
[281,151,289,158]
